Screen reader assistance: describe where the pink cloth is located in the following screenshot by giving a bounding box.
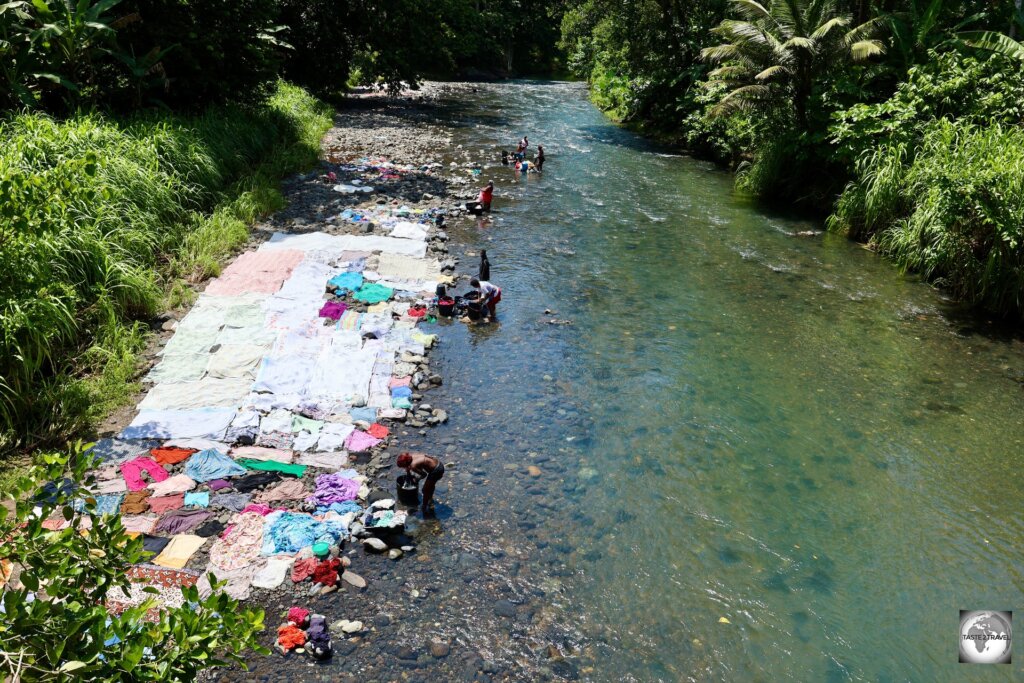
[120,457,169,492]
[239,503,283,516]
[345,430,381,453]
[204,249,304,296]
[388,376,411,388]
[318,301,347,321]
[209,512,266,572]
[230,446,293,463]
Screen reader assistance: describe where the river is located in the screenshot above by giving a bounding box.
[415,81,1024,682]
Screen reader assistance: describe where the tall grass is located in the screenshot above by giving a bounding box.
[0,82,332,453]
[830,121,1024,318]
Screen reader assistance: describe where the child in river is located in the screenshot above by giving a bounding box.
[470,277,501,319]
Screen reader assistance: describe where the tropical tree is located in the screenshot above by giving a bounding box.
[700,0,885,132]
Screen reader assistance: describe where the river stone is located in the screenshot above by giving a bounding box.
[494,600,517,617]
[342,571,367,588]
[388,548,403,560]
[527,465,542,477]
[429,640,450,658]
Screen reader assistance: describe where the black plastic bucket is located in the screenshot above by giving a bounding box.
[396,475,420,506]
[437,297,456,317]
[465,300,483,320]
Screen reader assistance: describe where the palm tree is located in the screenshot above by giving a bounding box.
[701,0,885,133]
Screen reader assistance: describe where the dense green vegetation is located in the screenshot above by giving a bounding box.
[561,0,1024,319]
[0,82,330,454]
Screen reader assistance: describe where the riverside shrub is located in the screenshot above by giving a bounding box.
[0,446,268,679]
[0,82,331,453]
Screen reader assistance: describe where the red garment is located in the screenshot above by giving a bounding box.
[407,306,427,318]
[150,447,196,465]
[287,607,309,627]
[478,186,493,203]
[367,423,389,440]
[277,624,306,650]
[311,558,341,586]
[291,557,318,583]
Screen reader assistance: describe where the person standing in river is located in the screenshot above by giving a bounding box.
[479,249,491,281]
[470,277,501,320]
[478,180,494,212]
[397,452,444,514]
[534,145,545,172]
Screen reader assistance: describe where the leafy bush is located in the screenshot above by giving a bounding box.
[0,447,268,679]
[0,82,331,453]
[834,122,1024,318]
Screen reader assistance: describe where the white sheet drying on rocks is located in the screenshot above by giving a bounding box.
[120,408,236,440]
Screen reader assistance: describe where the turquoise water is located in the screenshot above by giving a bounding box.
[431,82,1024,681]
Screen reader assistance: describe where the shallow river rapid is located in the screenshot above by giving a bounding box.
[430,81,1024,682]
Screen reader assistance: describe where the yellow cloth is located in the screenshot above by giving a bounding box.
[367,302,389,313]
[153,534,207,569]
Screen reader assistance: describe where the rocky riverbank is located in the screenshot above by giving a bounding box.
[172,89,590,682]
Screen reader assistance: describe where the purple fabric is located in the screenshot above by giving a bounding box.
[318,301,347,321]
[344,430,381,453]
[307,473,360,506]
[207,479,232,491]
[154,508,213,535]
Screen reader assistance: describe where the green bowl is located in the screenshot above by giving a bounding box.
[312,542,331,559]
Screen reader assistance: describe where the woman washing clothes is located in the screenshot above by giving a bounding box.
[397,452,444,514]
[470,277,501,320]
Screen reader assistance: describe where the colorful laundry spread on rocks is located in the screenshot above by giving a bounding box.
[64,184,455,643]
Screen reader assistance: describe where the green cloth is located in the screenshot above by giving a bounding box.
[291,414,323,434]
[353,283,394,304]
[236,458,307,478]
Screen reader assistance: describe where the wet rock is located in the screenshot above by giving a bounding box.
[342,570,367,588]
[388,548,403,560]
[429,640,450,658]
[494,600,517,618]
[550,660,580,680]
[373,613,391,628]
[527,465,542,477]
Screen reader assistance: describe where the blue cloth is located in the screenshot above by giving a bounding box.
[328,272,363,293]
[349,407,378,423]
[392,397,413,409]
[315,500,363,516]
[185,449,247,483]
[184,491,210,508]
[73,493,124,515]
[390,386,412,399]
[260,511,348,555]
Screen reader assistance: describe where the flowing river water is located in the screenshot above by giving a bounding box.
[412,81,1024,682]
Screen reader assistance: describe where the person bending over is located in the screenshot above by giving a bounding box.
[470,277,501,319]
[397,452,444,514]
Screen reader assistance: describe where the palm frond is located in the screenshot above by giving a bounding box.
[700,43,741,63]
[754,64,789,80]
[959,30,1024,61]
[810,16,849,40]
[731,0,772,22]
[849,39,885,60]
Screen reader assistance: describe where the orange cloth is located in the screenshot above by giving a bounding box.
[277,624,307,650]
[367,423,389,439]
[151,447,196,465]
